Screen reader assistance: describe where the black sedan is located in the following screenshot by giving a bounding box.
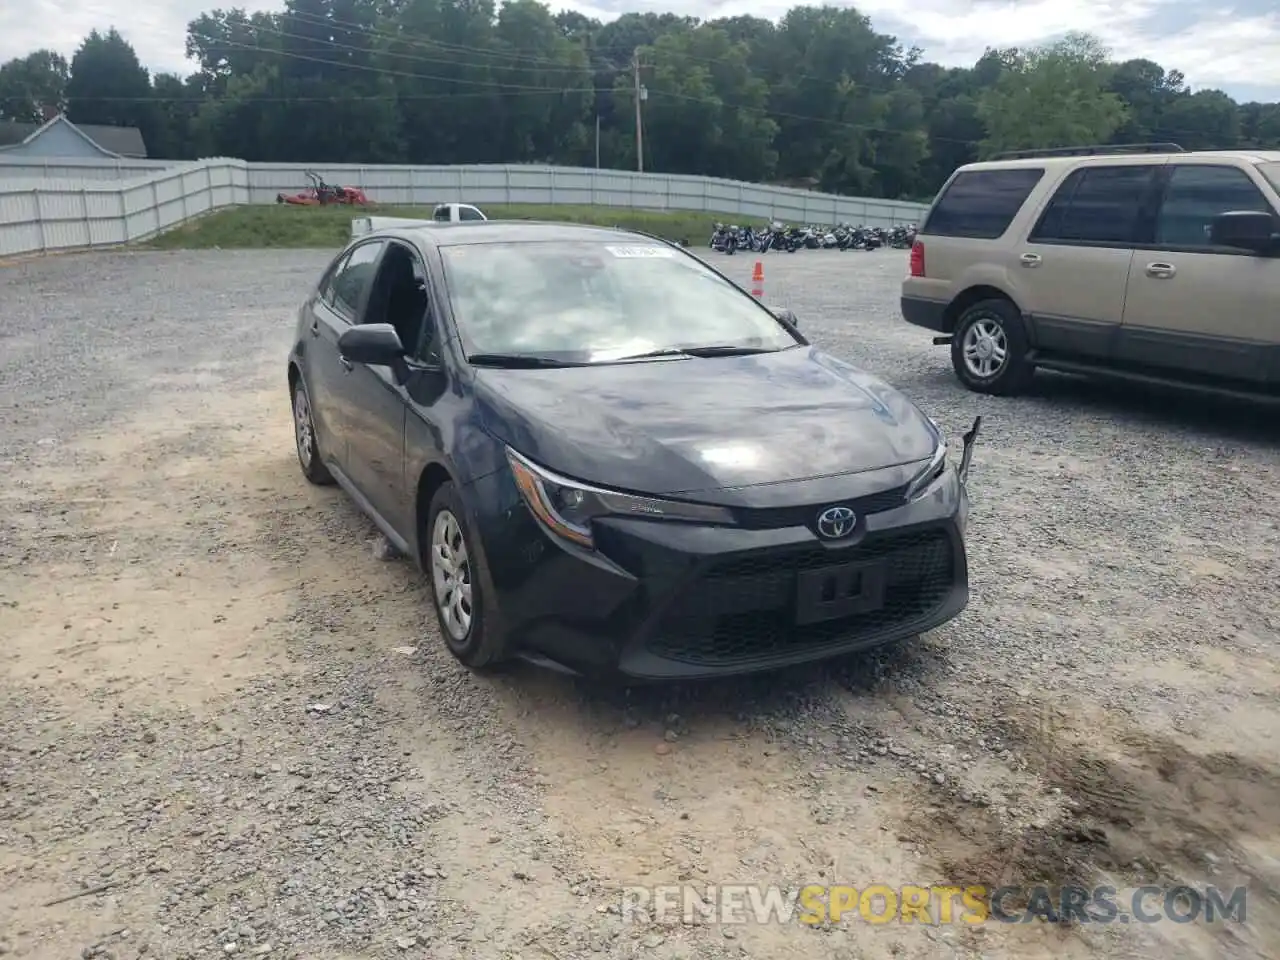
[287,220,981,679]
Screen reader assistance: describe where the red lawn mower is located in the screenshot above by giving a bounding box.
[276,170,369,206]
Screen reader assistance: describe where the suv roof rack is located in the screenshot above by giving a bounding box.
[990,142,1186,161]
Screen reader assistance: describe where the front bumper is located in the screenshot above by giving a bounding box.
[467,466,972,680]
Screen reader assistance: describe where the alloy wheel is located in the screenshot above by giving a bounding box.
[961,317,1008,379]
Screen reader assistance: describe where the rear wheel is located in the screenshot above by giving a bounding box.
[950,298,1034,396]
[427,482,508,670]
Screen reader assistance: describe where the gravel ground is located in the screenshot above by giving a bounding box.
[1,246,1278,960]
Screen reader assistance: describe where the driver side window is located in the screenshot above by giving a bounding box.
[329,241,384,321]
[1155,165,1277,248]
[365,241,442,364]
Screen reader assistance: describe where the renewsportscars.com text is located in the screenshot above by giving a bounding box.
[621,884,1248,926]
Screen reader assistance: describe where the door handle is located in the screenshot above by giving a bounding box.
[1019,253,1042,268]
[339,356,353,371]
[309,320,320,337]
[1145,262,1176,279]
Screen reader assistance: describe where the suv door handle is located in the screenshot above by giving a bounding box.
[1019,253,1042,268]
[1145,262,1176,279]
[339,356,353,371]
[309,320,320,337]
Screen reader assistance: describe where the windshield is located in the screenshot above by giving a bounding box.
[1261,162,1280,196]
[439,240,799,362]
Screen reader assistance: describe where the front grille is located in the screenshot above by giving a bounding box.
[646,528,955,666]
[733,483,910,530]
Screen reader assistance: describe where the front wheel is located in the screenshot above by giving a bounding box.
[950,298,1034,396]
[426,482,508,670]
[292,379,335,485]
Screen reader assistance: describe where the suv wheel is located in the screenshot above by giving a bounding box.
[951,299,1034,395]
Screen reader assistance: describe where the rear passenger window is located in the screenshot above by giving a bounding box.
[922,168,1045,239]
[1030,165,1157,245]
[1155,165,1276,247]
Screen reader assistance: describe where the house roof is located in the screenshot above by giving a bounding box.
[0,115,148,158]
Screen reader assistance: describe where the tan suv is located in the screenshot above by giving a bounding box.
[901,143,1280,397]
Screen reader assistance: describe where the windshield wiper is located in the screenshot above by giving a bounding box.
[467,353,588,368]
[616,344,780,361]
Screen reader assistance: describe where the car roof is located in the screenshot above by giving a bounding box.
[957,149,1280,174]
[378,220,658,249]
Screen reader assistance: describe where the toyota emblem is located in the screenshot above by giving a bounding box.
[816,505,857,539]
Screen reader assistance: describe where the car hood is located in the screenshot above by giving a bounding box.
[474,346,939,499]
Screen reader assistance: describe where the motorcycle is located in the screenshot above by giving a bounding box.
[887,224,917,249]
[709,223,738,254]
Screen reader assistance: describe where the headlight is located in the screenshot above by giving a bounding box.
[505,447,735,549]
[905,441,948,501]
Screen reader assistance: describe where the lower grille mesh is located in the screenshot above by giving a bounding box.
[646,528,955,665]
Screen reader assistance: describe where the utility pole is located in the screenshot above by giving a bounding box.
[595,114,601,169]
[632,48,646,173]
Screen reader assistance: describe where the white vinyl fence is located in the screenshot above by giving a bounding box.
[0,156,173,183]
[0,159,251,257]
[0,157,928,259]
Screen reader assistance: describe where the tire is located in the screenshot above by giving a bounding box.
[950,298,1035,396]
[426,482,508,670]
[291,378,335,485]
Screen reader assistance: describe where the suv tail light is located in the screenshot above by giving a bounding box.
[909,240,925,277]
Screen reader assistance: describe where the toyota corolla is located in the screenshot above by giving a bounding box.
[287,220,981,679]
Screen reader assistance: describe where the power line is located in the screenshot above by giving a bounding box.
[29,14,1263,152]
[188,34,594,94]
[69,89,597,104]
[184,34,970,144]
[281,8,870,90]
[222,12,982,143]
[199,18,592,77]
[282,9,603,70]
[245,9,1280,141]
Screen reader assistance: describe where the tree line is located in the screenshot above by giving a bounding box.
[1,0,1278,201]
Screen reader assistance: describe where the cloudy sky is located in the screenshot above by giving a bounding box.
[5,0,1279,103]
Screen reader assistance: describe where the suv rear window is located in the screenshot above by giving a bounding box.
[922,168,1045,239]
[1030,165,1159,245]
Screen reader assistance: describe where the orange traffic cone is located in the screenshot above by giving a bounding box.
[751,260,764,299]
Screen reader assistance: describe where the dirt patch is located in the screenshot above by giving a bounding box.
[903,692,1280,957]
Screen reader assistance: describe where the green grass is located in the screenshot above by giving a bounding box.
[142,203,735,250]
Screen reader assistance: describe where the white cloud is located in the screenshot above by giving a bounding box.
[0,0,281,76]
[1109,14,1280,91]
[2,0,1279,100]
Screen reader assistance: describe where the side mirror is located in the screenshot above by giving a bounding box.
[773,307,799,328]
[1209,210,1277,252]
[338,323,405,367]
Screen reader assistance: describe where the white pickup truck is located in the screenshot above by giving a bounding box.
[350,203,487,239]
